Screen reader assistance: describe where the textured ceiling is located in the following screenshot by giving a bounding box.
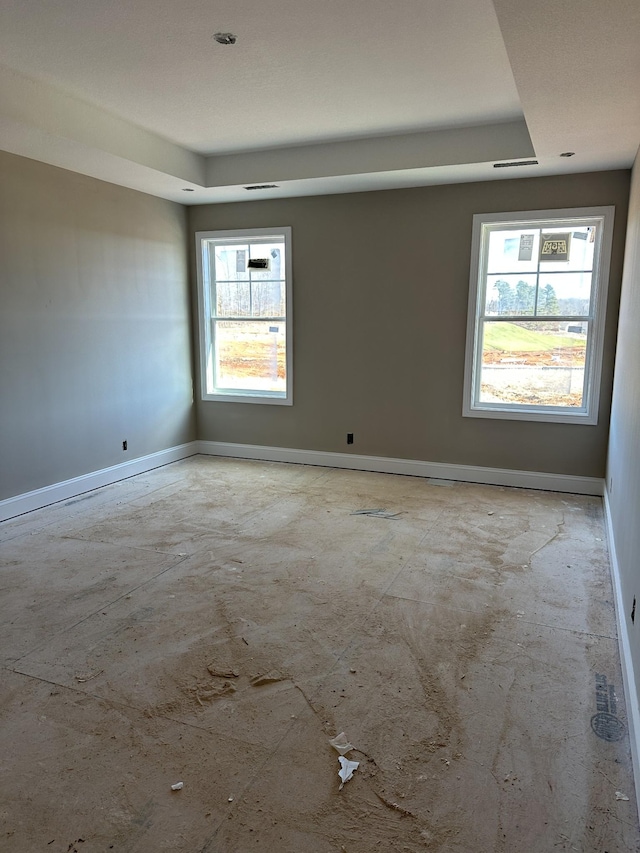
[0,0,638,203]
[494,0,640,163]
[0,0,522,153]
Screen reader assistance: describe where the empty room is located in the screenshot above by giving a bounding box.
[1,1,640,851]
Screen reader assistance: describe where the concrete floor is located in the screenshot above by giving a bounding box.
[1,456,638,852]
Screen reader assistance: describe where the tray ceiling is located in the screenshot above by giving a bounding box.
[0,0,638,203]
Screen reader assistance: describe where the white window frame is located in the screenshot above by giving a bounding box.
[196,227,293,405]
[463,206,614,425]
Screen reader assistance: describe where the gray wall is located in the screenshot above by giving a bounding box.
[0,151,195,501]
[607,150,640,704]
[190,171,630,477]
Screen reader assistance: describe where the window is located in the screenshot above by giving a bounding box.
[196,227,292,404]
[463,207,614,424]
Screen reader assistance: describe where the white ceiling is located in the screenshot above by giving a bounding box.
[0,0,638,204]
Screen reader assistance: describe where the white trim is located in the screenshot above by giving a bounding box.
[0,442,199,522]
[2,441,603,523]
[197,441,603,495]
[195,227,293,406]
[603,487,640,822]
[463,206,615,425]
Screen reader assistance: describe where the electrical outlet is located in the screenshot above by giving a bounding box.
[122,440,128,451]
[347,433,354,445]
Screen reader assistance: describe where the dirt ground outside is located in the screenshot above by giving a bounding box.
[481,345,586,407]
[482,345,586,368]
[217,327,286,390]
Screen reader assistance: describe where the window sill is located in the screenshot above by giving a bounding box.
[202,391,292,406]
[463,403,597,425]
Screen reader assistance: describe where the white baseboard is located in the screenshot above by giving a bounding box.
[0,441,199,522]
[1,439,604,523]
[603,487,640,821]
[197,441,604,495]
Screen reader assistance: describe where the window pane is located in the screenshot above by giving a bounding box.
[214,320,286,393]
[213,245,250,282]
[479,320,587,408]
[485,274,537,316]
[215,281,286,318]
[537,226,596,272]
[486,229,540,274]
[248,242,285,281]
[251,280,286,317]
[536,273,592,317]
[215,280,251,317]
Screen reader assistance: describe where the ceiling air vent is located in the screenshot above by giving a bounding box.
[245,184,279,190]
[493,160,538,168]
[213,32,237,45]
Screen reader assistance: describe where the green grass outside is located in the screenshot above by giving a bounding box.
[483,322,583,352]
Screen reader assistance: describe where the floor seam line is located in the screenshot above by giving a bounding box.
[10,555,192,665]
[6,667,283,747]
[380,593,618,639]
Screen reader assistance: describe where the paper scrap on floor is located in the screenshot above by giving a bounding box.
[329,732,354,755]
[338,756,359,790]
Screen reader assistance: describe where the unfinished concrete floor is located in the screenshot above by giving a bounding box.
[1,456,638,852]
